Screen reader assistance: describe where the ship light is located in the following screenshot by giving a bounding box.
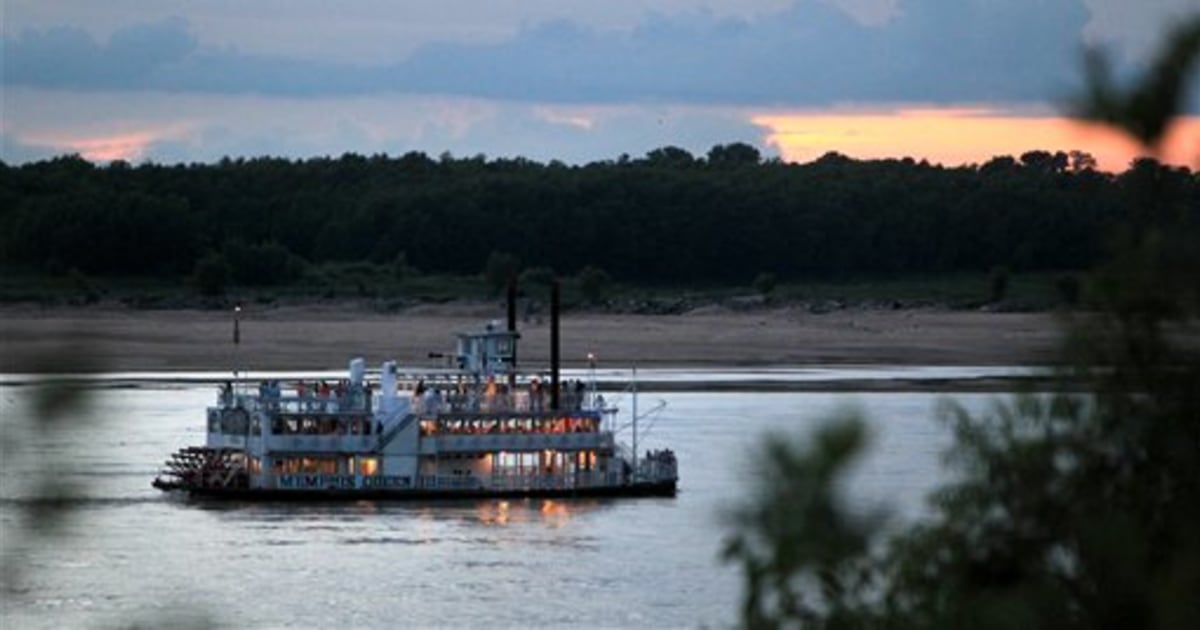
[359,457,379,476]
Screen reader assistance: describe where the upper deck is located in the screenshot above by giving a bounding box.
[205,368,614,453]
[206,309,614,454]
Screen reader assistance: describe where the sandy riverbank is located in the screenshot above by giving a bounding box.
[0,303,1065,374]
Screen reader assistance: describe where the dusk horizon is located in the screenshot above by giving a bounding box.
[4,1,1198,171]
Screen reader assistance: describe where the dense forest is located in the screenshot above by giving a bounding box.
[1,146,1196,290]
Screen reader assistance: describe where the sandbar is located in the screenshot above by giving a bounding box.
[0,303,1064,377]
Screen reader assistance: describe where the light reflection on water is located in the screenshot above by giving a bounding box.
[0,373,1006,628]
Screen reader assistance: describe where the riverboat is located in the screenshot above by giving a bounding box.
[152,285,677,500]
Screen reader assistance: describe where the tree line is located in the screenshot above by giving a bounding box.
[1,146,1196,287]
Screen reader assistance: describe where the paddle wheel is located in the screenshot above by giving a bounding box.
[153,446,249,491]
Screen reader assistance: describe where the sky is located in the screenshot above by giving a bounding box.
[2,0,1198,171]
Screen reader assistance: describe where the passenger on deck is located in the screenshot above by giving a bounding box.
[484,376,497,412]
[530,378,543,412]
[574,381,586,410]
[424,387,443,414]
[411,380,425,414]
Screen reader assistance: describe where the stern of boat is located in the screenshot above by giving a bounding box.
[153,446,249,493]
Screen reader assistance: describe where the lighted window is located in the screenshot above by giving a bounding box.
[359,457,379,476]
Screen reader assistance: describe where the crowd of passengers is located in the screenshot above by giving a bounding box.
[270,415,379,436]
[420,416,601,437]
[219,379,371,412]
[412,377,600,415]
[219,376,602,417]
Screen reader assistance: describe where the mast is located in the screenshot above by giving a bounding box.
[587,352,597,411]
[233,304,242,396]
[632,365,638,481]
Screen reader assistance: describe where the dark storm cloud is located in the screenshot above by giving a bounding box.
[1,1,1111,105]
[4,17,198,89]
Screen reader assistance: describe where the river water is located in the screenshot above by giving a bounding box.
[0,370,1012,628]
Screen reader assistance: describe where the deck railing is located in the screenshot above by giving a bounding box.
[413,389,595,415]
[415,471,623,491]
[219,387,598,417]
[220,393,371,415]
[422,432,612,455]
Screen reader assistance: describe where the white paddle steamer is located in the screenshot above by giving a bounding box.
[153,285,677,500]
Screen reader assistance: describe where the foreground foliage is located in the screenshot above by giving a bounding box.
[723,18,1200,629]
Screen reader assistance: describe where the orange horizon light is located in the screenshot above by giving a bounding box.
[753,109,1200,173]
[19,128,180,164]
[13,107,1199,172]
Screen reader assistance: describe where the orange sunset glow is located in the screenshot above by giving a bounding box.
[23,130,162,163]
[754,109,1200,172]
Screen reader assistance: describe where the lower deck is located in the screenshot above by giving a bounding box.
[156,446,674,495]
[257,448,613,489]
[176,478,677,501]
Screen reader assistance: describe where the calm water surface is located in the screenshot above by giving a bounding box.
[0,373,1006,628]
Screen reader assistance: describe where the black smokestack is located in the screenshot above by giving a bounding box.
[507,274,518,387]
[550,278,560,411]
[506,274,517,334]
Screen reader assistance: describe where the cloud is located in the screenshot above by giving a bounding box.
[3,1,1109,106]
[4,1,797,63]
[381,0,1096,105]
[4,17,197,89]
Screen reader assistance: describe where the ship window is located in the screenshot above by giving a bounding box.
[296,457,337,474]
[272,456,340,475]
[359,457,379,476]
